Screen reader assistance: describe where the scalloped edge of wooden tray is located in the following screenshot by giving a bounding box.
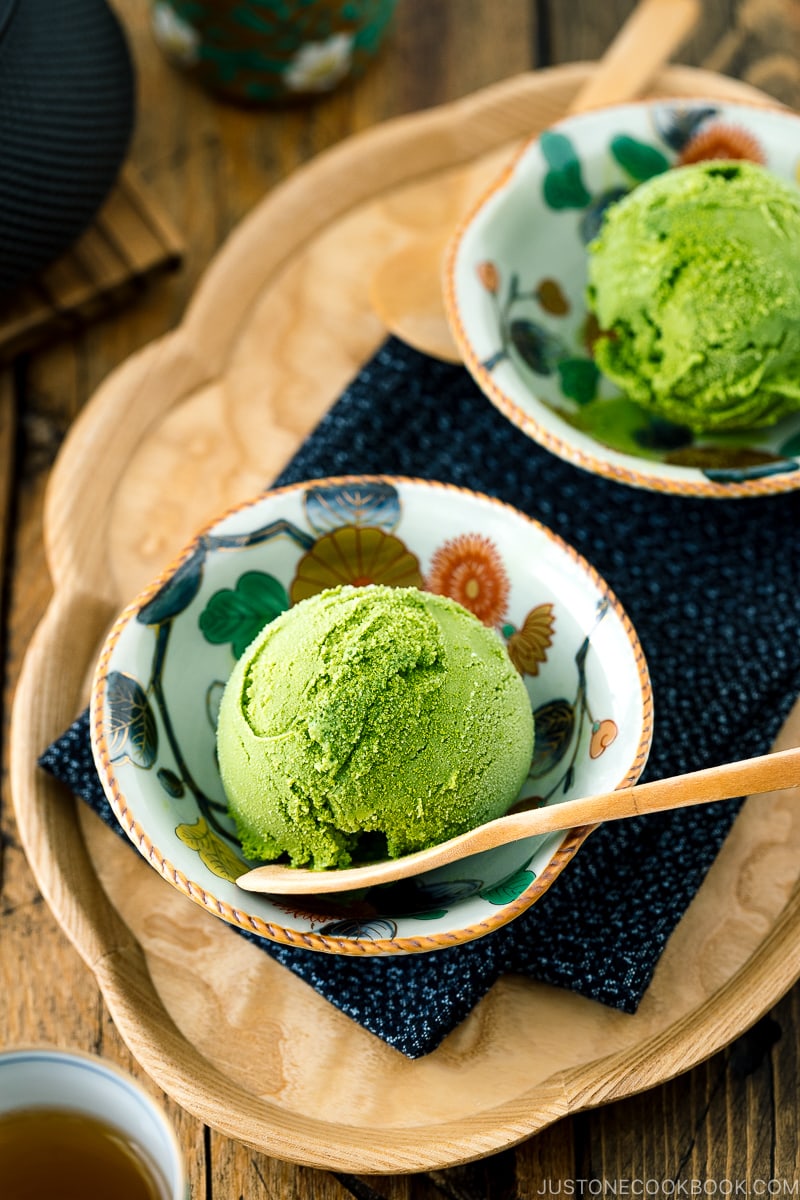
[10,64,800,1174]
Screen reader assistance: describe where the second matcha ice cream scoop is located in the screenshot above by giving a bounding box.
[587,160,800,433]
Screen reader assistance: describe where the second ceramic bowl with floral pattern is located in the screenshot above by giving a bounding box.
[91,476,652,955]
[444,98,800,498]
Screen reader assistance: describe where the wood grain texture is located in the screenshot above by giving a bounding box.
[3,0,800,1195]
[9,60,800,1174]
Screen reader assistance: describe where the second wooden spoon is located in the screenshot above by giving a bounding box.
[369,0,700,362]
[236,744,800,896]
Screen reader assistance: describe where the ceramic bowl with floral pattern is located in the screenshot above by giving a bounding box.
[91,476,653,956]
[444,99,800,498]
[151,0,397,104]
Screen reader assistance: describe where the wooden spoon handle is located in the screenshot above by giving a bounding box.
[568,0,700,116]
[237,747,800,895]
[503,745,800,842]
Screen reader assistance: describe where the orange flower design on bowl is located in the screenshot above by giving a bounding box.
[290,525,423,604]
[425,532,510,626]
[678,122,765,166]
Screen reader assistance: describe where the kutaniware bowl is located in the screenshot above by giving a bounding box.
[444,98,800,498]
[91,475,652,955]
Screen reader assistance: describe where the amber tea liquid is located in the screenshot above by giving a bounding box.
[0,1106,168,1200]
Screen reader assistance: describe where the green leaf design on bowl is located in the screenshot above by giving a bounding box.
[609,134,669,182]
[480,868,536,905]
[540,129,579,170]
[557,358,600,405]
[198,570,290,658]
[540,130,591,209]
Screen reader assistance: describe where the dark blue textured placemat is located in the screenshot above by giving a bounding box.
[39,337,800,1059]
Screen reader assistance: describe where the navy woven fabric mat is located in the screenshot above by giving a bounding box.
[40,337,800,1059]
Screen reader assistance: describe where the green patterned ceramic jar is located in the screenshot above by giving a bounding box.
[151,0,397,103]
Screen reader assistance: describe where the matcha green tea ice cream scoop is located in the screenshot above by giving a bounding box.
[587,160,800,432]
[217,584,535,871]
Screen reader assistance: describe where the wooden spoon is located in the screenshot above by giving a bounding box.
[368,0,700,363]
[236,744,800,896]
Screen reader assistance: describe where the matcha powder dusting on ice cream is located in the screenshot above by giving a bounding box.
[587,160,800,432]
[216,584,535,870]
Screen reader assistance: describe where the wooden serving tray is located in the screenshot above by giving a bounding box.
[11,65,800,1174]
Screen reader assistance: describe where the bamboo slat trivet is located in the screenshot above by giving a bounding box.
[0,165,184,362]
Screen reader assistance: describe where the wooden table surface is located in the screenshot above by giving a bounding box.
[3,0,800,1196]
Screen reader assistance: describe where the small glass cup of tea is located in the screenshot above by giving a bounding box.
[0,1046,186,1200]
